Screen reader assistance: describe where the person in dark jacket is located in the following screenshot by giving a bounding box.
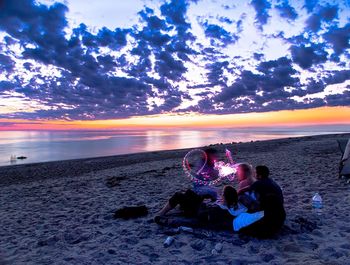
[251,165,284,205]
[239,165,286,238]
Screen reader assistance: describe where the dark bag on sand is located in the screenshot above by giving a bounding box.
[114,205,148,219]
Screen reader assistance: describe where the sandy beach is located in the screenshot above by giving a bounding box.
[1,133,350,265]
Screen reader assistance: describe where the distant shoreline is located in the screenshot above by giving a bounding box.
[1,128,349,167]
[0,133,349,187]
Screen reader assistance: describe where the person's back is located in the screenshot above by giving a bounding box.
[251,177,284,205]
[250,165,284,206]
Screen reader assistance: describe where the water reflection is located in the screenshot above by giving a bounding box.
[0,126,348,166]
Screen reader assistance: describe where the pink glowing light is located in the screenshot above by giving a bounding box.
[183,148,237,186]
[226,148,235,163]
[214,160,237,178]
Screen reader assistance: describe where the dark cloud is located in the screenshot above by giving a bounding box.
[0,81,17,93]
[206,61,230,86]
[182,54,347,115]
[138,7,169,31]
[213,57,300,103]
[217,16,234,24]
[305,4,338,32]
[0,0,349,120]
[324,23,350,57]
[304,79,325,94]
[0,54,14,73]
[325,90,350,106]
[323,70,350,85]
[290,44,328,69]
[250,0,271,29]
[202,22,238,46]
[304,0,319,13]
[131,3,196,82]
[253,52,264,61]
[160,0,191,31]
[0,0,69,50]
[132,0,197,84]
[154,51,187,82]
[275,0,298,21]
[0,0,195,119]
[136,8,172,47]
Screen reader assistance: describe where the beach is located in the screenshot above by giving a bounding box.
[1,133,350,265]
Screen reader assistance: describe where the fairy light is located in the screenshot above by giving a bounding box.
[183,148,238,186]
[214,161,237,178]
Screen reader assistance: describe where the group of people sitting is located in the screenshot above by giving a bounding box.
[154,148,286,239]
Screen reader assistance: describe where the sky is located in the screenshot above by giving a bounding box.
[0,0,349,130]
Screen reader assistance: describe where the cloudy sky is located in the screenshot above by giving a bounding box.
[0,0,349,128]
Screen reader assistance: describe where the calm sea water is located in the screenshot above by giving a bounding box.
[0,126,348,166]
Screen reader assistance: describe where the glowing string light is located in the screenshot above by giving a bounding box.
[183,148,238,186]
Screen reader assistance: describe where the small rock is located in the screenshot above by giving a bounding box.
[262,254,274,262]
[190,240,206,251]
[230,260,247,265]
[340,243,350,249]
[211,249,218,255]
[149,253,159,262]
[108,249,116,255]
[283,243,301,252]
[248,246,259,254]
[214,243,223,253]
[37,240,47,247]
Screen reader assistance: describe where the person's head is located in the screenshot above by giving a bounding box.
[255,165,270,180]
[223,185,238,208]
[204,147,218,165]
[236,163,253,181]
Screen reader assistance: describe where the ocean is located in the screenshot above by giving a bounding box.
[0,125,348,166]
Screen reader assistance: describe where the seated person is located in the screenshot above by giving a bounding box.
[155,148,220,220]
[191,148,220,200]
[236,163,257,210]
[236,163,256,194]
[155,185,264,233]
[155,188,211,218]
[242,165,284,207]
[199,185,246,229]
[238,165,286,238]
[200,185,263,231]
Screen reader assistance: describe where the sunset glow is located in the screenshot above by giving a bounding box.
[1,106,349,131]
